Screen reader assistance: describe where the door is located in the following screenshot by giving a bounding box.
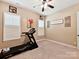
[77,12,79,48]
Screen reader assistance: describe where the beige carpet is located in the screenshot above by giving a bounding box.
[9,40,79,59]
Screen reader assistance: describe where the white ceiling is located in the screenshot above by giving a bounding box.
[1,0,79,16]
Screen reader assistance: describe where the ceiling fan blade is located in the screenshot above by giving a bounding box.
[48,4,54,8]
[48,0,52,2]
[43,0,46,1]
[42,7,44,12]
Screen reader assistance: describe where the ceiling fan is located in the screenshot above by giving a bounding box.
[33,0,54,12]
[41,0,54,12]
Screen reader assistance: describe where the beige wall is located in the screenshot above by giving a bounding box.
[0,2,39,49]
[46,3,79,46]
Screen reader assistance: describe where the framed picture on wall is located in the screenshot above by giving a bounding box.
[9,5,17,14]
[50,19,63,25]
[47,21,50,28]
[64,16,71,27]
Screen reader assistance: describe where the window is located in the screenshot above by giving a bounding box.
[38,20,44,28]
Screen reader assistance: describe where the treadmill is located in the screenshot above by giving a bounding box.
[0,28,38,59]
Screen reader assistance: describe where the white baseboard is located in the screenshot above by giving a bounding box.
[36,39,79,50]
[47,39,79,50]
[36,39,46,42]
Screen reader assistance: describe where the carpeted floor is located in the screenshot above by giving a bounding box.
[9,40,79,59]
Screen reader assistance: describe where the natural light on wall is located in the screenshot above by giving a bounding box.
[38,20,44,28]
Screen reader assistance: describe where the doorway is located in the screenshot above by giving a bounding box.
[77,12,79,48]
[37,19,45,39]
